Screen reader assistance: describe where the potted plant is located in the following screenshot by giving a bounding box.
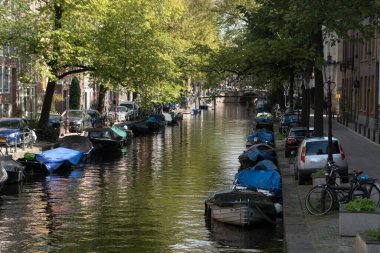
[339,199,380,237]
[356,228,380,253]
[311,167,327,186]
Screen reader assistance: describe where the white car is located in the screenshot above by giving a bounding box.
[294,136,348,185]
[107,106,128,122]
[119,101,139,120]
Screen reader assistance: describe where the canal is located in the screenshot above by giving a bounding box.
[0,104,283,252]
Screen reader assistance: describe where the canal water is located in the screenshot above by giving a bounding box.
[0,104,283,252]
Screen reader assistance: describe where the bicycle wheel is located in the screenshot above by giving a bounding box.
[305,185,335,215]
[351,182,380,207]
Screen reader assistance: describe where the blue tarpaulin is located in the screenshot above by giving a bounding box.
[35,147,84,174]
[235,168,282,197]
[239,146,277,168]
[247,130,274,143]
[254,160,277,171]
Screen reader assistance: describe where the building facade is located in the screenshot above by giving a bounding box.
[339,29,379,140]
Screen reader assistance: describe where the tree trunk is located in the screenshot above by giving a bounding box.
[38,79,56,129]
[288,68,294,110]
[313,28,325,137]
[97,84,107,114]
[301,84,307,127]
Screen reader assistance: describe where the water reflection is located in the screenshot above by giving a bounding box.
[0,104,283,252]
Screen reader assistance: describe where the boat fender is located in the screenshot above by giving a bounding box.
[274,203,283,215]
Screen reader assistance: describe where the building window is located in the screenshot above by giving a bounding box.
[4,66,10,93]
[3,104,9,117]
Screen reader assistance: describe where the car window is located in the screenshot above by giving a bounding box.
[306,140,340,155]
[110,106,127,112]
[86,110,99,118]
[290,130,307,137]
[69,111,83,118]
[0,119,21,128]
[286,114,300,121]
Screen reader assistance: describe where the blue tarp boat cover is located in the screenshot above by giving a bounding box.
[35,147,84,174]
[146,116,159,123]
[235,168,281,197]
[247,130,274,143]
[254,160,277,170]
[244,148,276,163]
[238,147,277,169]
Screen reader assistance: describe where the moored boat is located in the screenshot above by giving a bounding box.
[1,155,25,184]
[20,136,93,174]
[86,126,131,151]
[205,189,277,226]
[0,161,8,191]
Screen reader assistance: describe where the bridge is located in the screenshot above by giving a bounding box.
[199,89,267,105]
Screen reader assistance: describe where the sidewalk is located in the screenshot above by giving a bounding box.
[279,117,369,253]
[278,142,355,253]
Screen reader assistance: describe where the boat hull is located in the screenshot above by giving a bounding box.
[205,189,276,226]
[207,203,272,226]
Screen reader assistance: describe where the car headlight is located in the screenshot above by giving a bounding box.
[8,133,17,138]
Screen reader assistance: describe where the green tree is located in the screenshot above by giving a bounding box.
[0,0,98,129]
[69,76,81,109]
[212,0,380,135]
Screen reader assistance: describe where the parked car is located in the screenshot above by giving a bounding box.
[279,113,301,134]
[61,110,92,133]
[107,106,128,122]
[0,118,36,147]
[48,114,63,128]
[84,109,103,127]
[285,127,314,157]
[119,101,139,120]
[294,136,348,185]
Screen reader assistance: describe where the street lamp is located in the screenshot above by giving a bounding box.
[322,54,338,162]
[303,74,314,137]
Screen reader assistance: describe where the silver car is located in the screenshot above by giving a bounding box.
[107,106,128,122]
[294,136,348,185]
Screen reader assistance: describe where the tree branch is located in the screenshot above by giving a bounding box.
[57,66,96,79]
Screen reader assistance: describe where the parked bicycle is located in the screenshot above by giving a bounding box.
[305,161,380,215]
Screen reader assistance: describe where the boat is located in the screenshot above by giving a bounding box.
[1,155,25,184]
[144,114,166,131]
[234,160,282,202]
[162,113,174,125]
[191,108,201,115]
[205,188,277,226]
[86,126,131,150]
[0,160,8,191]
[130,121,152,135]
[246,129,274,147]
[20,136,93,174]
[238,144,277,169]
[255,112,274,131]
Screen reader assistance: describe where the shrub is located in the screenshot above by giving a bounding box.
[344,198,376,212]
[364,228,380,241]
[312,167,327,177]
[69,76,81,109]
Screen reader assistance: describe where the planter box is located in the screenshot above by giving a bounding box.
[356,233,380,253]
[339,205,380,237]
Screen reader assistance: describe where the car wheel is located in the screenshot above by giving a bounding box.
[294,165,299,180]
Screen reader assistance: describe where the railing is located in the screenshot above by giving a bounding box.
[0,131,34,155]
